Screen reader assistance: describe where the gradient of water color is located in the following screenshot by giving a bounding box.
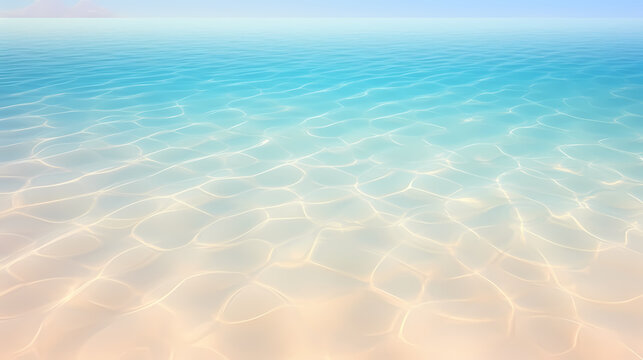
[0,19,642,360]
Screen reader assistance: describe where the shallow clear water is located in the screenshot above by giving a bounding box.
[1,19,642,360]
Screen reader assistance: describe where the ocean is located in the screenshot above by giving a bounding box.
[0,18,642,359]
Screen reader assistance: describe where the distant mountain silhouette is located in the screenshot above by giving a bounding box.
[2,0,113,17]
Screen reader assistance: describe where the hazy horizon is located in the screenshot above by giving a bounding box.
[1,0,642,18]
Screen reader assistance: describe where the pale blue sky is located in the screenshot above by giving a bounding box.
[1,0,642,17]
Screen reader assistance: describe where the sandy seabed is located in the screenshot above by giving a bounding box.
[0,19,642,360]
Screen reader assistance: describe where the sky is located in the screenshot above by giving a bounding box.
[1,0,642,17]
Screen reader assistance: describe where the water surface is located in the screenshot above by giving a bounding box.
[1,19,642,360]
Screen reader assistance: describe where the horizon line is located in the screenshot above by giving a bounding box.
[2,16,643,19]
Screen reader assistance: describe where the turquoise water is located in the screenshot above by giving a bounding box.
[1,19,642,359]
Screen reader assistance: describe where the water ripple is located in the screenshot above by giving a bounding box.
[0,18,642,360]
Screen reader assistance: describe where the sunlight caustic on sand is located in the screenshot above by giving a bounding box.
[0,18,642,360]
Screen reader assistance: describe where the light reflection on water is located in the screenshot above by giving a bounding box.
[0,18,642,360]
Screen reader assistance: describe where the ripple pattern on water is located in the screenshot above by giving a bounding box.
[1,19,642,360]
